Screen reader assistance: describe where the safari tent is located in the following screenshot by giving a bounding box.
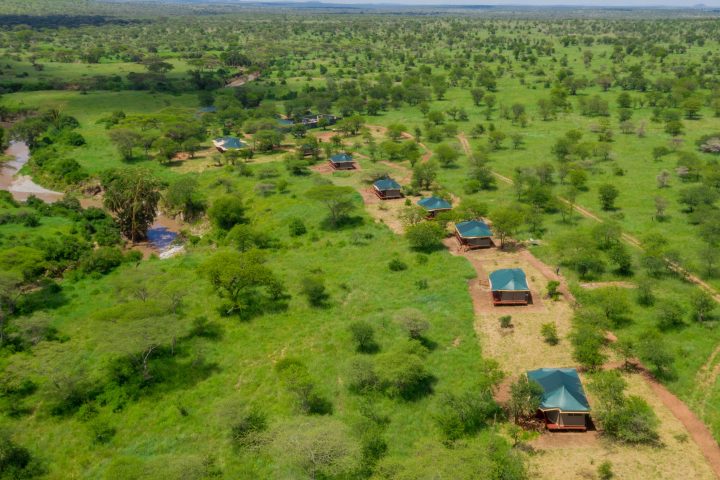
[213,136,246,153]
[329,153,356,170]
[489,268,531,305]
[417,196,452,218]
[455,220,493,249]
[527,368,591,431]
[373,178,403,199]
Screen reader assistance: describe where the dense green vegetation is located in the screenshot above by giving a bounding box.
[3,1,720,477]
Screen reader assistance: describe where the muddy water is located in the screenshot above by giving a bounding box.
[2,142,181,255]
[1,141,63,202]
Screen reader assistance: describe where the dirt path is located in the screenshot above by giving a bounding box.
[225,71,260,88]
[580,281,637,289]
[631,360,720,478]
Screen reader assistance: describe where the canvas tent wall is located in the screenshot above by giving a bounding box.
[329,153,356,170]
[417,196,452,217]
[527,368,591,431]
[373,178,402,199]
[455,220,493,249]
[489,268,531,305]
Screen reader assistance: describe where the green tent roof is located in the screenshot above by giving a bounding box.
[214,137,245,149]
[456,220,492,238]
[330,153,354,163]
[417,196,452,211]
[374,178,401,191]
[489,268,529,292]
[527,368,591,413]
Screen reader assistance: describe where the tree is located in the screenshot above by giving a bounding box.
[405,222,444,252]
[349,321,377,353]
[164,176,206,222]
[434,387,500,441]
[598,184,619,211]
[306,185,357,228]
[488,130,506,150]
[656,299,685,330]
[411,161,438,190]
[508,375,543,422]
[102,168,161,242]
[434,143,459,168]
[301,276,329,307]
[202,250,284,316]
[109,128,142,161]
[489,205,524,249]
[271,418,360,479]
[208,195,246,230]
[689,290,715,323]
[470,88,485,107]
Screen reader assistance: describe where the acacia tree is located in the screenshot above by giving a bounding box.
[102,168,161,242]
[490,204,525,249]
[306,185,357,228]
[202,250,284,316]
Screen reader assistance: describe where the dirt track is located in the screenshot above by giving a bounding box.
[457,132,720,478]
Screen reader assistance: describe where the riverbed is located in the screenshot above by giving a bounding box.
[1,141,181,255]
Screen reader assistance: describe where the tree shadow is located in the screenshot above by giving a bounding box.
[320,215,364,231]
[16,281,68,315]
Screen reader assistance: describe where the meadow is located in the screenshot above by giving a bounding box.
[2,3,720,479]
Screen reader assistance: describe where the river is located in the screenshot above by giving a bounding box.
[1,141,181,256]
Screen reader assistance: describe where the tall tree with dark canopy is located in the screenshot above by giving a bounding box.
[102,168,161,242]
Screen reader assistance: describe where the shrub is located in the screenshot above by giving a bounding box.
[78,247,124,275]
[388,259,408,272]
[349,321,378,353]
[275,358,333,415]
[598,461,614,480]
[508,376,543,422]
[347,357,379,393]
[289,217,307,236]
[405,222,444,252]
[546,280,560,300]
[375,348,433,400]
[300,276,329,307]
[230,409,267,449]
[602,396,659,444]
[434,388,501,441]
[541,322,559,345]
[499,315,512,328]
[655,300,685,330]
[208,195,246,230]
[395,309,430,340]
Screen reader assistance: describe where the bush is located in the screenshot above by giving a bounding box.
[499,315,512,328]
[395,309,430,340]
[230,409,267,449]
[546,280,560,300]
[275,358,333,415]
[602,396,659,444]
[349,321,378,353]
[388,259,408,272]
[434,388,501,441]
[598,461,614,480]
[289,217,307,236]
[0,430,42,478]
[541,322,559,345]
[375,348,433,400]
[208,195,246,230]
[78,247,124,275]
[347,357,379,393]
[300,276,329,307]
[405,222,444,252]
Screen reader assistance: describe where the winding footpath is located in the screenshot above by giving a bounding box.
[457,132,720,478]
